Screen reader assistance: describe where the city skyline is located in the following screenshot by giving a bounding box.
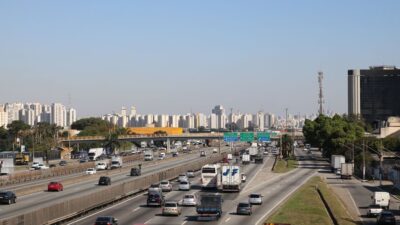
[1,1,399,117]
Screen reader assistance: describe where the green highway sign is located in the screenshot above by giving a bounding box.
[224,132,238,142]
[240,132,254,142]
[257,132,270,142]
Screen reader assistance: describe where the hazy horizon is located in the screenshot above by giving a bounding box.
[1,1,399,117]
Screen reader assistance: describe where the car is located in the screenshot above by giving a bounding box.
[159,180,172,192]
[236,202,252,215]
[162,201,181,216]
[241,174,247,183]
[249,194,263,205]
[377,211,396,225]
[213,148,218,153]
[98,176,111,186]
[94,216,118,225]
[263,150,269,155]
[147,191,164,207]
[172,152,179,157]
[179,180,190,191]
[186,170,195,178]
[96,162,109,170]
[59,160,67,166]
[48,182,63,192]
[37,164,49,170]
[367,204,383,217]
[200,151,206,157]
[86,168,96,175]
[158,152,166,160]
[0,191,16,204]
[178,174,188,182]
[31,162,40,168]
[181,194,197,206]
[79,158,89,163]
[148,183,162,193]
[49,164,57,168]
[130,167,141,176]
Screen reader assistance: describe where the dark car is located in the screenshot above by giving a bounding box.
[130,167,141,176]
[147,191,164,207]
[236,202,252,215]
[59,160,67,166]
[377,211,396,225]
[0,191,17,204]
[94,216,118,225]
[98,176,111,186]
[172,152,179,157]
[79,158,89,163]
[49,164,57,168]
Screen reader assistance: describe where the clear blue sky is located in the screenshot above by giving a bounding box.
[0,1,399,117]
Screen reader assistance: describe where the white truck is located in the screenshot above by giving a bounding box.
[88,148,104,161]
[96,160,110,170]
[340,163,353,179]
[331,155,345,173]
[144,150,153,161]
[110,156,122,169]
[372,192,390,209]
[140,141,147,148]
[242,154,250,165]
[248,147,258,160]
[221,165,241,192]
[227,154,233,160]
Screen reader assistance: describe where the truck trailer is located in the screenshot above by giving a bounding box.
[196,194,223,220]
[331,155,345,173]
[88,148,104,161]
[221,165,241,192]
[340,163,353,179]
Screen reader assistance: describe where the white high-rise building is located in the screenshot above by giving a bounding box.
[145,114,154,126]
[66,108,77,127]
[157,114,169,127]
[209,114,218,129]
[195,113,208,128]
[254,111,265,131]
[0,106,8,127]
[118,115,129,128]
[130,106,137,117]
[169,115,180,127]
[51,103,67,127]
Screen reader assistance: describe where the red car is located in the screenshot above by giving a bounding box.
[48,182,63,192]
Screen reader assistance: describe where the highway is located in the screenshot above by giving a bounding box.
[0,147,229,220]
[67,148,327,225]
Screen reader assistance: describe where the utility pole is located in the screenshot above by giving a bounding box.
[362,139,366,181]
[352,142,355,171]
[318,71,324,115]
[285,108,288,131]
[379,140,383,187]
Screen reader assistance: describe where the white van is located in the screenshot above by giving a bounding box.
[372,191,390,209]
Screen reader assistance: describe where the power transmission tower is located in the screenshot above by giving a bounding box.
[318,71,324,115]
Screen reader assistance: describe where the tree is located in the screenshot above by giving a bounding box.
[225,123,239,131]
[154,130,167,135]
[281,134,294,158]
[71,117,111,136]
[104,132,121,155]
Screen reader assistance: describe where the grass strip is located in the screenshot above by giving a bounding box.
[266,176,357,225]
[273,159,297,173]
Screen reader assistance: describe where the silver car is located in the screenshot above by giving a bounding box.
[181,194,197,206]
[179,180,190,191]
[159,180,172,192]
[248,193,263,205]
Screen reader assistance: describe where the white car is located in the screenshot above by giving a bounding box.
[148,183,162,193]
[31,162,40,169]
[85,168,96,175]
[179,180,190,191]
[181,194,197,206]
[213,148,218,153]
[249,194,263,205]
[186,170,195,178]
[96,162,108,170]
[367,204,383,217]
[37,164,49,170]
[159,152,166,160]
[159,180,172,192]
[178,174,188,182]
[162,201,181,216]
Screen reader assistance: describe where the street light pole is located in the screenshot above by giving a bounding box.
[362,139,366,181]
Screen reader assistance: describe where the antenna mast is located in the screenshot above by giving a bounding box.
[318,71,324,115]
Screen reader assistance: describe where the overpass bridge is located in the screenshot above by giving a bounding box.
[58,132,304,145]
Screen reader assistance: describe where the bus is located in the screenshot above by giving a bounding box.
[201,164,221,189]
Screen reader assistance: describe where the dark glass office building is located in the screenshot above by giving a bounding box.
[348,66,400,126]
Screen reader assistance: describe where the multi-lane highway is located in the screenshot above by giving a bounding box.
[0,147,229,220]
[66,148,328,225]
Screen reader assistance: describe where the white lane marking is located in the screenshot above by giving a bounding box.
[347,189,365,223]
[144,218,152,224]
[225,217,231,222]
[132,207,141,212]
[181,221,187,225]
[255,171,318,225]
[66,193,144,225]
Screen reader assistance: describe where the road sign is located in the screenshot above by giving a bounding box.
[224,132,238,142]
[240,132,254,142]
[257,132,270,142]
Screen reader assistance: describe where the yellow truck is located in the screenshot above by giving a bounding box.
[15,153,30,165]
